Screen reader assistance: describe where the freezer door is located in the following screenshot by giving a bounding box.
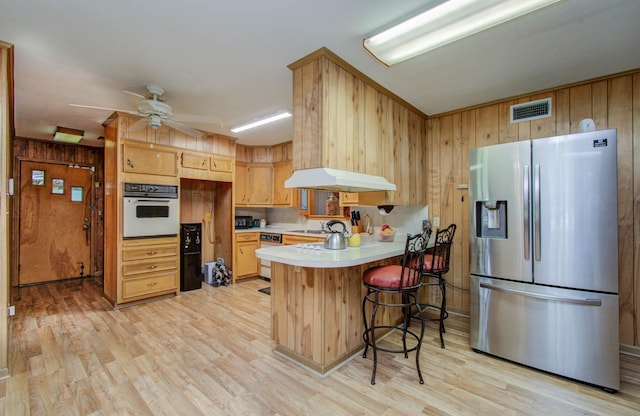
[469,141,532,282]
[470,275,620,391]
[532,129,618,293]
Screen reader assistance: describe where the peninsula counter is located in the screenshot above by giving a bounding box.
[255,240,406,374]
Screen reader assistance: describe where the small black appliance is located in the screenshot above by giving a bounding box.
[180,223,203,291]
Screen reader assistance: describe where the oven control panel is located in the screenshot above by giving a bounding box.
[259,233,282,244]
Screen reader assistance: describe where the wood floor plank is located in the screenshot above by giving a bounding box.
[2,277,639,416]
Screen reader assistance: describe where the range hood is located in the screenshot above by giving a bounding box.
[284,167,396,192]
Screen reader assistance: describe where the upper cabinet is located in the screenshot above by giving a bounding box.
[288,47,428,205]
[273,161,293,206]
[123,142,178,177]
[180,150,234,182]
[246,164,273,205]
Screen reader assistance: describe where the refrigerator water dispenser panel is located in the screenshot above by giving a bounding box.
[475,201,507,238]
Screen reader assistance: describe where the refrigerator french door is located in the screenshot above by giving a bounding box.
[469,129,619,391]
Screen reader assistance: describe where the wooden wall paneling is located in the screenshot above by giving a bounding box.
[291,67,303,169]
[475,105,499,147]
[633,73,640,347]
[569,84,593,133]
[592,80,609,130]
[609,75,634,345]
[301,59,323,170]
[324,268,344,364]
[355,78,367,175]
[498,99,519,144]
[342,67,354,171]
[324,61,341,170]
[213,181,232,269]
[555,88,571,135]
[364,84,379,176]
[428,117,441,225]
[439,115,456,309]
[450,113,465,310]
[351,77,363,173]
[460,109,476,310]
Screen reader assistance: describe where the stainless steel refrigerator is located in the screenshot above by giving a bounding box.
[468,129,619,391]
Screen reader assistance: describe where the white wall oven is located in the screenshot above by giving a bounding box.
[123,182,179,238]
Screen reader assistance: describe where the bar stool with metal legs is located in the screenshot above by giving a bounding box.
[420,223,456,348]
[361,229,431,385]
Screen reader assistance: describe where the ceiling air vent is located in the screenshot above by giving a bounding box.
[510,98,552,123]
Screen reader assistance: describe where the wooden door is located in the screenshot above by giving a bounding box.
[19,161,93,284]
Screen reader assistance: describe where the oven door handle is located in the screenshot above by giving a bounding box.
[132,199,172,203]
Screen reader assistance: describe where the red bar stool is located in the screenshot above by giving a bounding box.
[361,229,431,385]
[420,224,456,348]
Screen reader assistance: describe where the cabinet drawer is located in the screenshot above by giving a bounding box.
[123,258,177,277]
[122,272,177,299]
[122,245,178,261]
[236,233,258,242]
[211,156,233,173]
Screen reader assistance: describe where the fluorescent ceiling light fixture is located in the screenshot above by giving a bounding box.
[54,126,84,143]
[231,111,292,133]
[364,0,562,66]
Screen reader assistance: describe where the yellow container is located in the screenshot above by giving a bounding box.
[349,233,361,247]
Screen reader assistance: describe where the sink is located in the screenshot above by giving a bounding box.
[289,229,327,234]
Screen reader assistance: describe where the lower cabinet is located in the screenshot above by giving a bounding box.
[234,232,259,281]
[120,236,179,303]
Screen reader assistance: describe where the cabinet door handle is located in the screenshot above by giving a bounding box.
[239,248,244,254]
[147,251,157,256]
[149,265,157,270]
[147,282,158,287]
[212,160,217,168]
[127,158,134,168]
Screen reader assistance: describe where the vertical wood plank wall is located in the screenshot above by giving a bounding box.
[289,49,428,206]
[426,69,640,347]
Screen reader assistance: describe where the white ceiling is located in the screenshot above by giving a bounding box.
[1,0,639,147]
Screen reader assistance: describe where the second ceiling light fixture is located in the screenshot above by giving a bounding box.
[363,0,563,66]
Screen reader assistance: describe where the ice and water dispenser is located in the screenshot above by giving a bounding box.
[475,200,507,239]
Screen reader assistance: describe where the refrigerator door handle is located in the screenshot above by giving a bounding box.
[523,165,530,260]
[533,164,541,261]
[479,282,602,306]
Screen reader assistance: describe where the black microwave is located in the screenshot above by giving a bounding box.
[235,216,253,229]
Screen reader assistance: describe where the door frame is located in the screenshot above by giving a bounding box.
[13,158,97,286]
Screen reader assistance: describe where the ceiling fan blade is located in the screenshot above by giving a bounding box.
[122,89,146,99]
[164,119,204,138]
[69,103,138,115]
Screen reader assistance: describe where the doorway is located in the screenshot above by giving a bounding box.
[18,161,94,285]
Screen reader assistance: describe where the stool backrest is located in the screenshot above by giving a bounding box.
[424,224,456,274]
[400,228,431,289]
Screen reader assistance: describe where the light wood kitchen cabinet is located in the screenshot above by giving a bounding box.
[211,155,234,173]
[273,161,293,206]
[234,162,248,205]
[246,163,273,206]
[234,232,259,280]
[123,141,178,176]
[339,191,386,206]
[181,151,209,171]
[120,236,179,303]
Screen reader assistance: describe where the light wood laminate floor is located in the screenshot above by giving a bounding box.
[1,277,639,415]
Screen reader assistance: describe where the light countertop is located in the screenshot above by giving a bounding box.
[255,240,405,268]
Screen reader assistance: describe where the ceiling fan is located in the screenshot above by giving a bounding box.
[70,83,219,138]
